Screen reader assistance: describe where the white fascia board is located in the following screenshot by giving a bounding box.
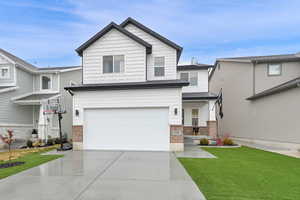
[59,67,82,73]
[0,123,33,127]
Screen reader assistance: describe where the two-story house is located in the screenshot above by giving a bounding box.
[65,17,217,152]
[209,53,300,150]
[0,48,81,146]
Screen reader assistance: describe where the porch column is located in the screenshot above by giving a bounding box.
[38,105,47,140]
[207,100,217,138]
[209,100,216,121]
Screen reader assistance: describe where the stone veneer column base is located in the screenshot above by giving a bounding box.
[207,121,217,138]
[170,125,184,152]
[72,125,83,150]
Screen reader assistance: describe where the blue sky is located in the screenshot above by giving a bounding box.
[1,0,300,67]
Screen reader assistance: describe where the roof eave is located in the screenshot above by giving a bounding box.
[246,80,300,100]
[65,81,189,92]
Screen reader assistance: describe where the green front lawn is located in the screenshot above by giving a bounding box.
[0,148,63,179]
[179,146,300,200]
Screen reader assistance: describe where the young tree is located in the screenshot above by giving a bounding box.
[0,129,14,161]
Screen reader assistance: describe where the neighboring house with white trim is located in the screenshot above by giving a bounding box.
[65,17,217,152]
[209,52,300,150]
[0,48,81,144]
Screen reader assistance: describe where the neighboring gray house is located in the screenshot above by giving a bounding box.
[65,17,217,152]
[0,48,81,144]
[209,52,300,150]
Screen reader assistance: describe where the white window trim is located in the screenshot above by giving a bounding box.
[181,72,198,87]
[267,63,282,76]
[191,108,199,127]
[180,72,189,81]
[154,56,165,77]
[0,66,10,79]
[40,74,53,91]
[102,55,125,74]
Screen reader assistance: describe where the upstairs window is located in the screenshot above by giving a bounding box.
[41,75,52,90]
[154,57,165,76]
[190,72,198,86]
[180,72,189,82]
[268,64,281,76]
[0,66,9,79]
[103,55,124,73]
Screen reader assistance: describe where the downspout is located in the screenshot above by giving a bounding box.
[145,52,148,81]
[81,56,83,84]
[252,61,256,95]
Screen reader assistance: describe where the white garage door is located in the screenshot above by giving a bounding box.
[84,107,169,151]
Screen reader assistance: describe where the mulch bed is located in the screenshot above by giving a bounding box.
[0,162,25,169]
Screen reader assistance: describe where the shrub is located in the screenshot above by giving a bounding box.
[200,138,209,145]
[223,138,234,145]
[54,138,61,144]
[47,138,54,146]
[26,140,33,148]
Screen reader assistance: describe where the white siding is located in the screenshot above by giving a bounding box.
[0,55,16,86]
[177,70,208,93]
[82,29,147,84]
[182,102,209,126]
[124,24,177,81]
[73,88,182,125]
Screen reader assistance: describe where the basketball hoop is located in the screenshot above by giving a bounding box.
[42,96,67,151]
[43,97,66,115]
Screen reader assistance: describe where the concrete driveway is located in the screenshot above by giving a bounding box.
[0,151,205,200]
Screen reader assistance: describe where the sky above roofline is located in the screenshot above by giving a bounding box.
[1,0,300,67]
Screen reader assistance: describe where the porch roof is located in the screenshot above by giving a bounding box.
[182,92,218,100]
[13,93,60,105]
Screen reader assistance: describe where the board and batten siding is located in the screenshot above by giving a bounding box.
[73,88,182,126]
[124,24,177,81]
[177,70,208,93]
[82,29,147,84]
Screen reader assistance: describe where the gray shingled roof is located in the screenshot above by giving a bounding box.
[182,92,218,100]
[247,77,300,100]
[38,66,81,70]
[219,53,300,63]
[0,48,37,70]
[177,64,214,71]
[15,93,59,101]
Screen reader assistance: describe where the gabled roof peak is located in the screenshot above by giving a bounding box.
[75,21,152,56]
[120,17,183,62]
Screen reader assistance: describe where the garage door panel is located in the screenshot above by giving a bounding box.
[84,108,169,151]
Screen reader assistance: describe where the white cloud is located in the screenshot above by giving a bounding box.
[1,0,300,66]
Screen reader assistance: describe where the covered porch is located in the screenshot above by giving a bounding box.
[182,92,218,138]
[12,93,61,140]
